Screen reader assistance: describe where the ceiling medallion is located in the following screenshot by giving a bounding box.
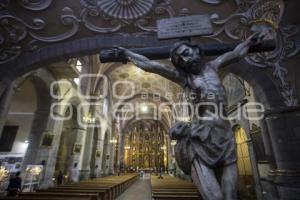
[99,0,154,20]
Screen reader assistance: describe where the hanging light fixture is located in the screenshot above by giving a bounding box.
[171,140,177,146]
[83,113,95,124]
[124,146,131,150]
[109,137,118,144]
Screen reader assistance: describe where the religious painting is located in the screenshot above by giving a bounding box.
[41,133,54,147]
[96,150,101,158]
[73,144,82,154]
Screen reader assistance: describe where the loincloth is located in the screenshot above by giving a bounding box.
[170,120,236,175]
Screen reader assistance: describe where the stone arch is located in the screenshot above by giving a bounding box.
[0,36,285,111]
[20,70,54,170]
[223,70,267,199]
[222,64,280,168]
[50,94,84,183]
[223,60,284,110]
[0,35,171,96]
[114,92,175,125]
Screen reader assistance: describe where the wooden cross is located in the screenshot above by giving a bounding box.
[99,15,275,63]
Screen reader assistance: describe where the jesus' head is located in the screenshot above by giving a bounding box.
[170,42,204,74]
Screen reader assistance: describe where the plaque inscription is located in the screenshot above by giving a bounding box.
[157,15,213,40]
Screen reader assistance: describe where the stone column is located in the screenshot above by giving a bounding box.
[118,131,125,172]
[79,127,95,180]
[94,137,103,177]
[37,118,64,188]
[0,83,15,137]
[263,107,300,200]
[107,142,115,175]
[68,128,85,182]
[21,108,50,168]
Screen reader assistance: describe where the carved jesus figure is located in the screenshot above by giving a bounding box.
[116,33,263,200]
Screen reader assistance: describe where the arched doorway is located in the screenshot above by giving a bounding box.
[234,126,257,200]
[0,78,38,172]
[223,73,267,199]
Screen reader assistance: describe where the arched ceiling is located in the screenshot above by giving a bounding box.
[109,62,182,103]
[1,0,298,110]
[0,0,284,66]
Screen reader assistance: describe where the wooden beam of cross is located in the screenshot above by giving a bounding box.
[99,15,276,63]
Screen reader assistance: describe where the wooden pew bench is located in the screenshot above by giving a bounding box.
[151,175,202,200]
[20,192,97,200]
[39,187,108,199]
[0,197,91,200]
[0,173,139,200]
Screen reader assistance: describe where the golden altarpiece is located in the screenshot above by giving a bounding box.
[124,121,169,172]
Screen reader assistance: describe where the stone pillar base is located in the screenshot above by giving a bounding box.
[78,170,90,180]
[263,107,300,199]
[261,172,300,200]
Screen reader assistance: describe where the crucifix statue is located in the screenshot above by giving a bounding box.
[99,15,275,200]
[113,33,264,200]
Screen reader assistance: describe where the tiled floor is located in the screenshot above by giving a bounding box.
[116,178,152,200]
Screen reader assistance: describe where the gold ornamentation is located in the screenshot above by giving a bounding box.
[250,19,279,30]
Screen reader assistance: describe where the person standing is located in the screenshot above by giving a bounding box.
[6,172,22,197]
[57,170,63,185]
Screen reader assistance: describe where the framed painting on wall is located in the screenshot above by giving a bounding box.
[96,150,101,158]
[73,144,82,154]
[41,133,54,147]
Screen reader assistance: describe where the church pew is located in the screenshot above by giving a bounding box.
[1,174,139,200]
[0,197,91,200]
[51,175,138,199]
[39,173,139,200]
[151,175,202,200]
[18,192,98,200]
[58,173,139,198]
[37,188,108,200]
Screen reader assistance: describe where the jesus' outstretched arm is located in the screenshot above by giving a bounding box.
[116,47,186,86]
[209,32,264,70]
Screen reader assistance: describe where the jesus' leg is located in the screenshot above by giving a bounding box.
[191,157,223,200]
[221,163,238,200]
